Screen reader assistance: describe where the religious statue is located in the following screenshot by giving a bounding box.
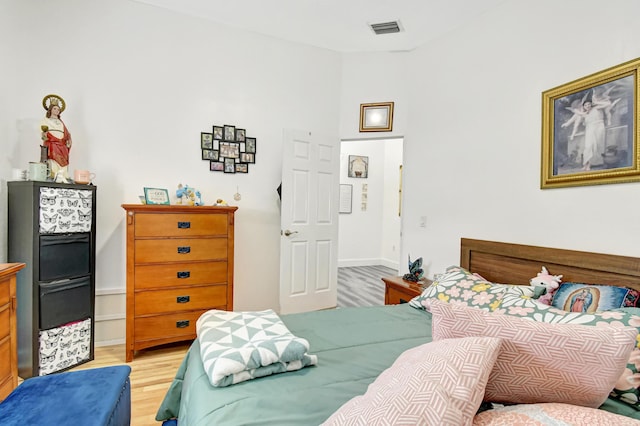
[41,94,72,183]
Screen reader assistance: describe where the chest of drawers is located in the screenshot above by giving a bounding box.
[0,263,25,401]
[122,204,237,361]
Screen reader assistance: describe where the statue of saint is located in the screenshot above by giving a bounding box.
[41,94,72,182]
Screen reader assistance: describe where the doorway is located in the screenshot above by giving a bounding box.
[337,137,404,306]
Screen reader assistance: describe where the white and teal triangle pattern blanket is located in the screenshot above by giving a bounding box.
[196,309,318,387]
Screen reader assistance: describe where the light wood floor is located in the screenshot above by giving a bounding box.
[60,266,392,425]
[70,342,191,426]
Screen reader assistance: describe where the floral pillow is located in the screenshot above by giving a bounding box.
[498,292,640,409]
[409,265,535,312]
[551,282,640,313]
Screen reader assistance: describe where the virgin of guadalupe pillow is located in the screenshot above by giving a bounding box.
[552,282,640,313]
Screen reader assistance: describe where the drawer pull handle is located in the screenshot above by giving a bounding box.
[176,320,190,328]
[177,221,191,229]
[177,295,190,303]
[177,271,191,279]
[177,246,191,254]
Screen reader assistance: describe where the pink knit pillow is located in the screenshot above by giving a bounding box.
[473,403,640,425]
[430,300,637,408]
[322,336,502,426]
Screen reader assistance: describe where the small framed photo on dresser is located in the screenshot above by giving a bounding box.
[143,187,170,205]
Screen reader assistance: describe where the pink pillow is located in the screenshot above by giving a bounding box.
[473,403,640,425]
[322,336,502,426]
[430,300,637,408]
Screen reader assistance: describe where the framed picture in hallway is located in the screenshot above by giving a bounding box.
[348,155,368,178]
[359,102,394,132]
[541,57,640,189]
[339,184,352,214]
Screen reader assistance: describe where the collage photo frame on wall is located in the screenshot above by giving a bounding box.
[201,124,257,173]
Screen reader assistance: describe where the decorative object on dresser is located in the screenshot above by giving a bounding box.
[122,204,237,362]
[382,275,431,305]
[402,255,424,282]
[8,181,97,378]
[0,263,25,401]
[202,123,257,173]
[143,187,170,205]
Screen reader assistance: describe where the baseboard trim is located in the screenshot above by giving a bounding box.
[95,338,125,347]
[339,258,399,270]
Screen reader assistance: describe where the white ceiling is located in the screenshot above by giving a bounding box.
[132,0,507,53]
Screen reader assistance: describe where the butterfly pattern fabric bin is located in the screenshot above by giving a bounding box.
[38,318,91,376]
[39,187,93,234]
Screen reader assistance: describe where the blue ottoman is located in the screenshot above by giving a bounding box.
[0,365,131,426]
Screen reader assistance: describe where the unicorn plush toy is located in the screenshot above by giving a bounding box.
[530,266,563,305]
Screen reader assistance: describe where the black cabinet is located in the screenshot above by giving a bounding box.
[8,181,96,378]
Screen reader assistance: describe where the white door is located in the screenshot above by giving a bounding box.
[279,129,339,314]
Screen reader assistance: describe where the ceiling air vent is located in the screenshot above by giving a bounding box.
[370,20,402,35]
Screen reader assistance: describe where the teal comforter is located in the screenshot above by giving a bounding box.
[156,303,640,425]
[156,304,432,425]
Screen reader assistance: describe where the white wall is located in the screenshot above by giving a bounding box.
[336,0,640,278]
[338,139,402,269]
[1,0,341,343]
[397,0,640,277]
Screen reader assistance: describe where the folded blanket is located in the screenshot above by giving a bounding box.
[196,309,318,387]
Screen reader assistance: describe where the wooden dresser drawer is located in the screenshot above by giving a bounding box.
[0,376,12,401]
[0,307,8,340]
[0,279,8,307]
[135,213,227,237]
[135,238,227,263]
[134,310,211,342]
[134,261,228,289]
[0,336,11,401]
[135,285,227,316]
[123,205,236,361]
[0,335,11,389]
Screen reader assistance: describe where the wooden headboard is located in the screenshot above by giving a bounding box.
[460,238,640,292]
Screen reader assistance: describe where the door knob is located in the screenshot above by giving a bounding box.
[283,229,298,236]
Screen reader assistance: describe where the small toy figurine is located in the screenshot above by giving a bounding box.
[403,256,424,282]
[214,199,228,206]
[530,266,563,305]
[176,184,203,206]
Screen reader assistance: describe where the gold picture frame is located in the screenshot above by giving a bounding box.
[541,57,640,189]
[359,102,394,132]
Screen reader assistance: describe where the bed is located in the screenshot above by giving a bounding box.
[156,238,640,425]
